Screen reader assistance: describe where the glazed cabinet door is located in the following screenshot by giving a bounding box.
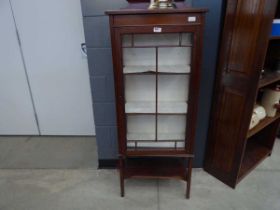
[112,26,202,155]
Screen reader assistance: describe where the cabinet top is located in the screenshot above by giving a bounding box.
[105,3,208,15]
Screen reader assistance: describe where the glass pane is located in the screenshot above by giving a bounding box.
[125,75,156,113]
[123,48,156,73]
[158,115,186,149]
[158,75,189,113]
[122,33,193,47]
[158,47,191,73]
[127,115,156,141]
[181,33,192,46]
[136,142,176,148]
[122,32,193,151]
[134,34,180,46]
[122,34,132,47]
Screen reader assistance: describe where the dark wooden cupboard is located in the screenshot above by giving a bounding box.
[204,0,280,188]
[106,3,207,198]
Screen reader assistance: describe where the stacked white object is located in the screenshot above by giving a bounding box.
[261,88,280,117]
[249,104,267,130]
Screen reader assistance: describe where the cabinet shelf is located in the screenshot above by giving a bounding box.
[125,102,188,114]
[124,65,191,74]
[258,71,280,88]
[124,72,190,75]
[247,113,280,138]
[237,141,271,182]
[123,45,192,48]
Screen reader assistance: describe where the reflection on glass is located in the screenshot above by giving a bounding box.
[123,33,192,150]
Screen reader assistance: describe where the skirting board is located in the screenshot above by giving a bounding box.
[98,159,118,169]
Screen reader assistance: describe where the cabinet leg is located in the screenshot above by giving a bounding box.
[119,157,125,197]
[186,158,193,199]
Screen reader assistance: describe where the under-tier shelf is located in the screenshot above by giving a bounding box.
[258,71,280,88]
[123,157,188,180]
[125,102,188,114]
[247,113,280,138]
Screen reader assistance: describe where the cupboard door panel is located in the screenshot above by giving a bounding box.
[120,31,193,151]
[227,0,264,75]
[11,0,95,135]
[211,87,246,173]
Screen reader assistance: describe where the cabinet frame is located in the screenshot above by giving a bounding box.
[107,4,207,198]
[114,26,201,155]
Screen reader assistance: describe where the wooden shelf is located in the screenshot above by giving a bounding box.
[123,65,191,74]
[126,149,191,157]
[237,141,271,182]
[125,102,188,114]
[258,71,280,88]
[124,157,188,180]
[247,113,280,138]
[270,36,280,40]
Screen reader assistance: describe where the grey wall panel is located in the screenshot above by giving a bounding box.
[81,0,128,16]
[93,103,117,126]
[95,126,118,159]
[192,0,223,167]
[87,48,113,77]
[83,16,111,48]
[90,75,115,102]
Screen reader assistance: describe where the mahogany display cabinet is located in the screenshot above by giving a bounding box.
[106,3,207,198]
[204,0,280,188]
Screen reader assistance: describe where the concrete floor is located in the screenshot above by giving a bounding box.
[0,136,97,169]
[0,137,279,210]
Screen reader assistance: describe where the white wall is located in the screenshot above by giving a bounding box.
[0,0,95,135]
[0,0,39,135]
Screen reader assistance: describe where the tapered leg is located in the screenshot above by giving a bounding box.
[119,157,125,197]
[186,158,193,199]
